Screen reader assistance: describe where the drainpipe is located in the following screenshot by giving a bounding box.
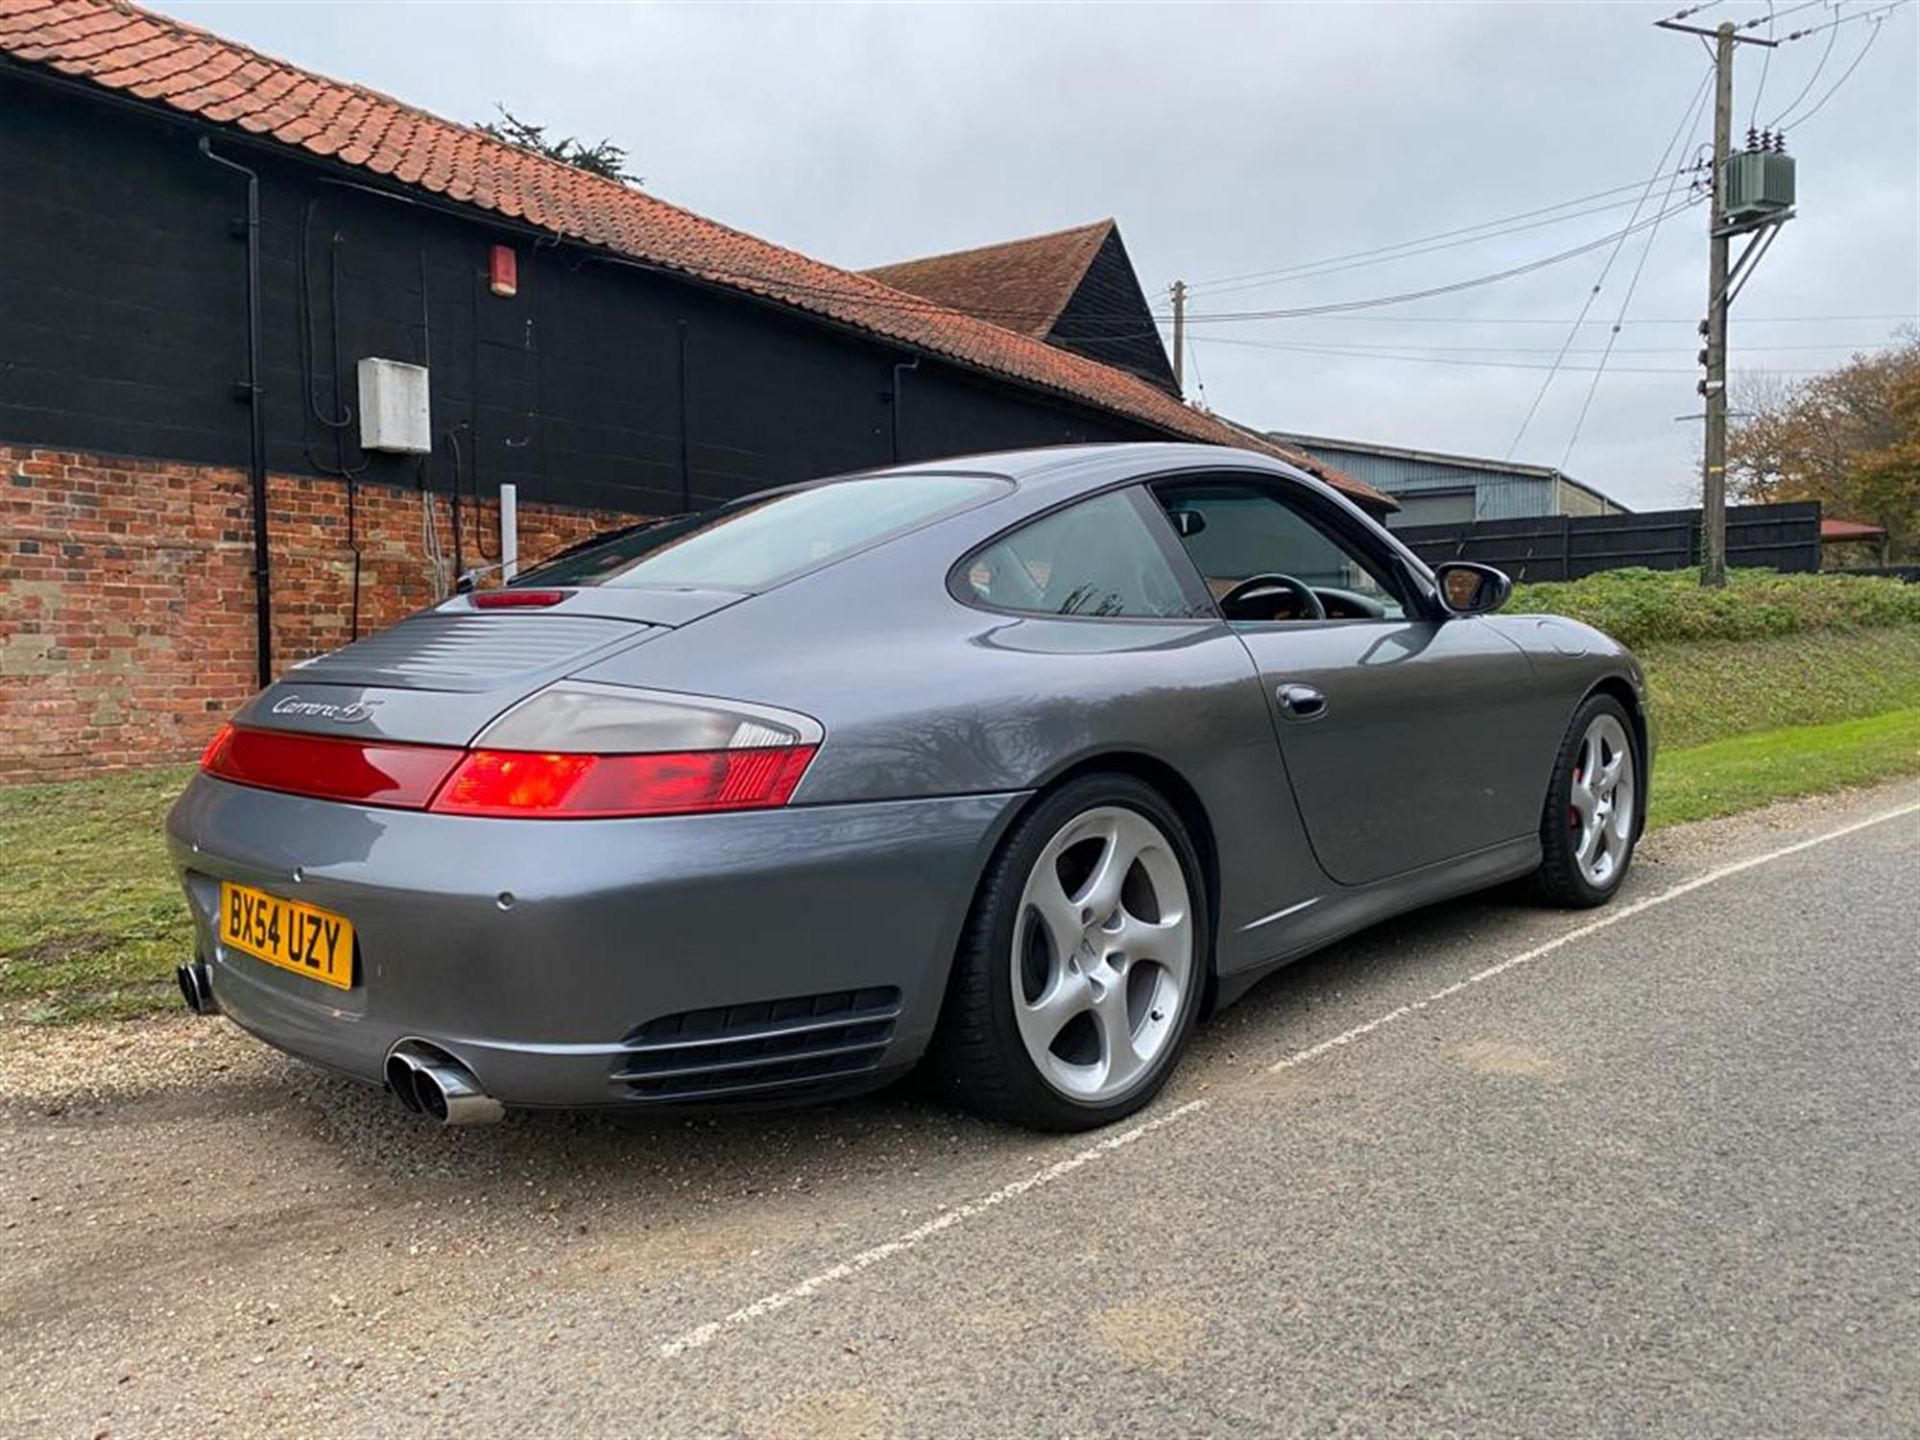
[199,138,274,690]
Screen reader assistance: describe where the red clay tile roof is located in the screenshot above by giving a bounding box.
[864,221,1114,339]
[0,0,1387,507]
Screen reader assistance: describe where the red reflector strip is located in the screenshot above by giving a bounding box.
[429,745,818,819]
[201,726,463,809]
[471,589,567,609]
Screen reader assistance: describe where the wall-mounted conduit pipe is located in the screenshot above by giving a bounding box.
[890,355,920,463]
[199,138,273,689]
[677,321,692,513]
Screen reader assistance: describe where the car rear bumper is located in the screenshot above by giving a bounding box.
[167,775,1024,1108]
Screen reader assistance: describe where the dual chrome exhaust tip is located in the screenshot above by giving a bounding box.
[176,960,219,1016]
[385,1040,505,1127]
[177,961,501,1127]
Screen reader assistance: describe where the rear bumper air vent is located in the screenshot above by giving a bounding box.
[613,987,903,1103]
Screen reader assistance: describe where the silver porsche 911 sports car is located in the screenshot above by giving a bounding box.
[168,443,1649,1131]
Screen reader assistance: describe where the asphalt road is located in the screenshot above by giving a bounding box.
[3,780,1918,1438]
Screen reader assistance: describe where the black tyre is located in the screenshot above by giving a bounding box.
[1535,693,1642,908]
[927,774,1211,1131]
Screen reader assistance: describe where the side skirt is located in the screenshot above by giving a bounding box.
[1210,835,1542,1012]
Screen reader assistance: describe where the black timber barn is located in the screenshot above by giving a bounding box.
[0,0,1384,778]
[0,1,1382,525]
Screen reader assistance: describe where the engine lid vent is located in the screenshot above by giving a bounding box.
[288,613,642,692]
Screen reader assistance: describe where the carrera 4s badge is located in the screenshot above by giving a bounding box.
[269,695,383,724]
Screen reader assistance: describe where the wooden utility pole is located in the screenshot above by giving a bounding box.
[1170,280,1187,394]
[1656,10,1788,587]
[1702,20,1735,587]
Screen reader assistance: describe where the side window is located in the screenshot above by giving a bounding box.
[960,490,1206,619]
[1156,481,1408,623]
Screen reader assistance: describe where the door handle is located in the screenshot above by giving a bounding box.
[1275,683,1328,720]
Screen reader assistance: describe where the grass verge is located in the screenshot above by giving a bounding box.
[1649,707,1920,828]
[0,765,193,1025]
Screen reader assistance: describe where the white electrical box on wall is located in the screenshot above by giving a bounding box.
[356,357,432,454]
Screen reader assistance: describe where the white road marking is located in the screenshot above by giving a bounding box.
[660,798,1920,1359]
[658,1098,1210,1356]
[1270,798,1920,1073]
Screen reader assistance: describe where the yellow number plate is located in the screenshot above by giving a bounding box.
[219,882,355,990]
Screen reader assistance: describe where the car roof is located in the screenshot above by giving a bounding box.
[844,442,1317,493]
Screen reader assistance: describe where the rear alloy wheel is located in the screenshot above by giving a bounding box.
[929,775,1209,1130]
[1535,695,1641,907]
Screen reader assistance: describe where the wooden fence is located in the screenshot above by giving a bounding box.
[1394,502,1821,582]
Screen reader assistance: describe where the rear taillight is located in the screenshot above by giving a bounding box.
[200,684,823,819]
[200,725,462,808]
[200,722,235,769]
[427,745,817,818]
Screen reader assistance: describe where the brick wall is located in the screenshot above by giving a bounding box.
[0,445,642,783]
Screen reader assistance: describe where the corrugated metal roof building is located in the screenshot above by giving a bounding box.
[1266,432,1630,530]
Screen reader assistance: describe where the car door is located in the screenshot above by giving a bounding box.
[1150,474,1544,888]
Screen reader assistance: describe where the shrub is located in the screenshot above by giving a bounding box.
[1507,567,1920,648]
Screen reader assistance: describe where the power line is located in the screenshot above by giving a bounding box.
[1782,0,1909,40]
[1757,0,1839,24]
[1768,11,1844,124]
[1185,332,1211,411]
[1186,191,1684,299]
[1564,62,1717,469]
[1201,335,1843,375]
[1164,311,1915,326]
[1507,66,1714,457]
[1777,11,1893,125]
[1247,338,1893,354]
[1168,198,1702,327]
[1183,178,1693,296]
[1748,1,1777,127]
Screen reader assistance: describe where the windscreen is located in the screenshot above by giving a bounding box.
[521,474,1006,591]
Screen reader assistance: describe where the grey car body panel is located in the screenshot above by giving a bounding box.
[242,586,752,746]
[169,442,1649,1110]
[287,612,646,692]
[168,776,1022,1103]
[1227,615,1546,887]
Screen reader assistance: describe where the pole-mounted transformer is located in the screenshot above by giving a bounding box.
[1724,142,1797,227]
[1653,13,1796,588]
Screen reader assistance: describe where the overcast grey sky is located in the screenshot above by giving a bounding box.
[166,0,1918,510]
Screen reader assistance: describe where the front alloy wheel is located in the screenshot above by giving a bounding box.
[1568,712,1636,889]
[1536,693,1642,907]
[930,775,1210,1130]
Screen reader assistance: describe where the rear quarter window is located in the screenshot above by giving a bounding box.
[956,489,1210,620]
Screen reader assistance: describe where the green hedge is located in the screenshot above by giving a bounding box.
[1508,567,1920,648]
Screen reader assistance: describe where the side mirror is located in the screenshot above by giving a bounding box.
[1168,508,1207,539]
[1434,561,1512,617]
